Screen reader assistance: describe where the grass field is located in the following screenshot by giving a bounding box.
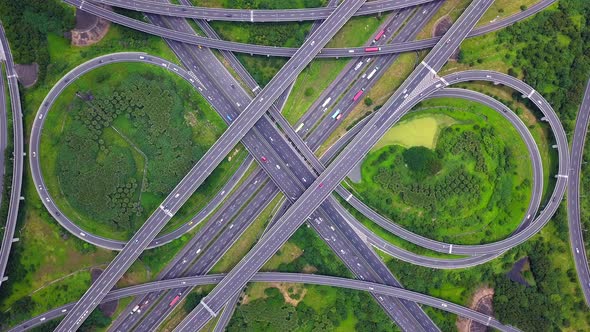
[370,113,457,151]
[354,98,533,245]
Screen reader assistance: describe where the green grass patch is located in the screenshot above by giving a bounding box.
[354,98,533,245]
[40,63,230,240]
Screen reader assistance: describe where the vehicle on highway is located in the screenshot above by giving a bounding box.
[353,90,364,101]
[373,29,385,42]
[295,123,304,133]
[367,66,379,80]
[170,294,182,306]
[364,47,381,52]
[261,156,268,163]
[226,114,232,122]
[131,305,140,314]
[354,61,364,71]
[322,97,332,107]
[336,113,343,120]
[319,183,324,188]
[331,109,341,119]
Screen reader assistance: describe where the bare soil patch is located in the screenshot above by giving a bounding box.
[71,6,110,46]
[15,63,38,88]
[457,286,494,332]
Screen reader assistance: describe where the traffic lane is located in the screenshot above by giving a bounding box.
[0,23,24,287]
[567,77,590,306]
[92,0,434,21]
[65,0,556,58]
[7,272,517,332]
[150,7,434,329]
[172,1,496,328]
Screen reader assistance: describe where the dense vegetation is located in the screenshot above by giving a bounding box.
[228,286,396,332]
[0,0,74,81]
[496,0,590,131]
[356,110,530,244]
[50,70,222,236]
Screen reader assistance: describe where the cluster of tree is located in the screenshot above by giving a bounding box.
[494,241,586,331]
[402,146,442,178]
[373,162,481,214]
[183,291,207,312]
[228,287,298,331]
[0,144,14,240]
[56,74,199,232]
[496,0,590,131]
[0,0,74,82]
[225,0,326,10]
[228,282,396,331]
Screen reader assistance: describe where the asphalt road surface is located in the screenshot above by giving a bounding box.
[65,0,555,58]
[0,22,24,289]
[568,77,590,306]
[7,272,520,332]
[173,1,496,330]
[54,1,366,330]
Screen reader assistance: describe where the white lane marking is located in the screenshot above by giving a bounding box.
[346,194,352,201]
[528,89,535,98]
[448,244,453,254]
[250,10,254,22]
[159,205,173,217]
[201,300,217,317]
[421,60,437,75]
[556,174,569,179]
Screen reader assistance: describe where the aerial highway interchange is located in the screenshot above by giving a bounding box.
[0,0,589,331]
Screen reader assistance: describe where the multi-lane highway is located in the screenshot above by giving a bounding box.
[568,77,590,306]
[174,1,498,330]
[114,5,439,331]
[0,22,24,289]
[54,1,367,330]
[93,0,433,21]
[66,0,555,58]
[8,273,519,332]
[4,0,574,331]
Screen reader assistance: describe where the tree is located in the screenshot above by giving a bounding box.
[364,97,373,106]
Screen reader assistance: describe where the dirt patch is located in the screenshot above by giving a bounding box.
[91,268,118,317]
[242,283,307,306]
[457,286,494,332]
[272,282,307,306]
[433,15,459,60]
[15,63,38,88]
[71,6,111,46]
[302,264,318,274]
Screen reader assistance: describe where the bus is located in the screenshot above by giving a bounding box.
[331,109,341,119]
[364,47,381,52]
[170,294,181,306]
[354,61,364,71]
[353,90,364,101]
[295,123,304,133]
[374,29,385,42]
[321,97,332,108]
[367,67,379,80]
[226,115,232,122]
